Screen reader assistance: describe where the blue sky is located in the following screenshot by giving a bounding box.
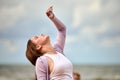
[0,0,120,65]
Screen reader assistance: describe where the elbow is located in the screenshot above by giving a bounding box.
[59,25,66,32]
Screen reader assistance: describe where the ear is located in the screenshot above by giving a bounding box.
[36,45,42,50]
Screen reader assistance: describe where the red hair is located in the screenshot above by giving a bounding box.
[26,40,42,66]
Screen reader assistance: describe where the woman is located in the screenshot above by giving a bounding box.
[26,6,74,80]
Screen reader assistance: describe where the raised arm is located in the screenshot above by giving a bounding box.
[46,6,66,54]
[52,16,66,54]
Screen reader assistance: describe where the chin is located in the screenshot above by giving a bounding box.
[44,36,50,43]
[47,36,50,41]
[45,35,49,39]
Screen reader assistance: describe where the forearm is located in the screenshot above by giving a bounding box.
[51,16,66,32]
[51,16,66,53]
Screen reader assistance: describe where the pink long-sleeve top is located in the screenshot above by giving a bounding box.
[35,16,73,80]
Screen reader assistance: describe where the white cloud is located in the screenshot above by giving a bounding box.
[70,0,120,48]
[100,37,120,47]
[0,39,18,54]
[72,6,82,27]
[68,20,120,48]
[66,35,79,44]
[89,0,101,12]
[78,21,109,40]
[72,0,101,27]
[0,3,25,31]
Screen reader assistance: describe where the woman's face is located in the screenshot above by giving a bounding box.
[30,34,50,46]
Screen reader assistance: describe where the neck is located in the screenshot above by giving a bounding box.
[41,44,57,54]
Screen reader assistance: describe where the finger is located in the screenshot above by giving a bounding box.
[50,6,53,11]
[46,12,50,17]
[50,6,53,9]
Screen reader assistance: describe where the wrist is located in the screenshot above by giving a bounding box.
[50,14,55,20]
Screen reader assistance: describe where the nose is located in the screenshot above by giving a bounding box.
[41,34,44,36]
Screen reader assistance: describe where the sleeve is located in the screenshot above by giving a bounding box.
[35,57,47,80]
[51,16,66,54]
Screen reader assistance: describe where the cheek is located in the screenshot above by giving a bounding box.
[31,40,38,46]
[36,38,43,45]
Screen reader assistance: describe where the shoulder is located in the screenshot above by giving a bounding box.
[36,56,45,61]
[36,56,48,66]
[43,54,54,65]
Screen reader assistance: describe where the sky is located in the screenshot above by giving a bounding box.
[0,0,120,65]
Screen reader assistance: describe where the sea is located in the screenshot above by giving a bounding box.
[0,64,120,80]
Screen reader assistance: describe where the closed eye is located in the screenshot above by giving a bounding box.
[34,36,38,39]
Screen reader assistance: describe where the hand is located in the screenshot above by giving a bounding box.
[46,6,54,19]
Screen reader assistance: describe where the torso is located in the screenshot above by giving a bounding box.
[46,55,54,74]
[44,52,74,80]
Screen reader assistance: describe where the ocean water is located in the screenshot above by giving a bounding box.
[73,65,120,80]
[0,64,120,80]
